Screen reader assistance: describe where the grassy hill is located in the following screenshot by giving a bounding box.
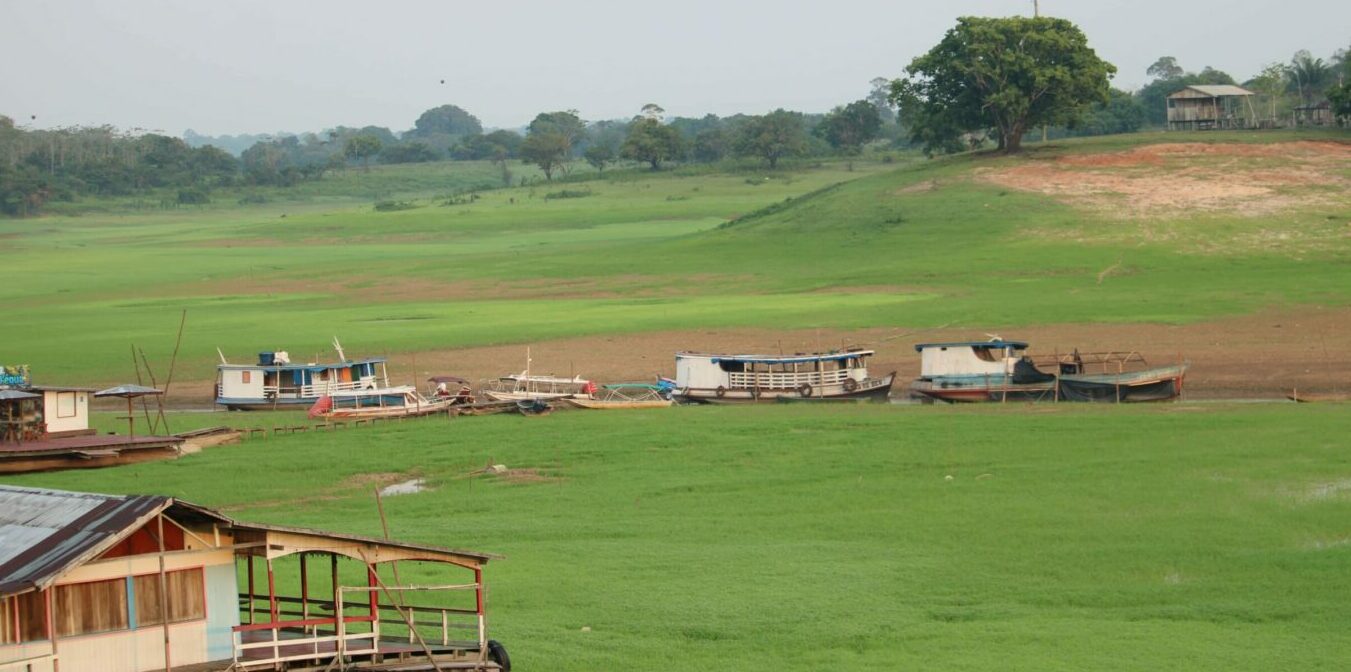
[1,130,1348,385]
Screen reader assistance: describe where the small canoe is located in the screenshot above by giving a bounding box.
[1288,390,1351,403]
[563,398,673,410]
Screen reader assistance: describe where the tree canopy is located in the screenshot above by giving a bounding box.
[621,117,683,170]
[890,16,1115,154]
[343,134,382,171]
[732,110,807,168]
[410,105,483,139]
[814,100,883,155]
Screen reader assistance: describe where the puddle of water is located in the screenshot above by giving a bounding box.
[380,478,426,497]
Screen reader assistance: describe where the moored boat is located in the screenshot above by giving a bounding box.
[215,339,389,411]
[673,348,894,403]
[563,383,674,410]
[308,385,458,420]
[909,339,1187,403]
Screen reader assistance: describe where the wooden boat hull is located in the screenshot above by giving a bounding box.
[323,400,458,420]
[1057,364,1187,402]
[677,373,894,404]
[483,391,576,402]
[563,398,674,410]
[912,364,1187,403]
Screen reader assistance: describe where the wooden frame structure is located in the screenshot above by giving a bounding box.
[0,486,507,672]
[1166,85,1257,131]
[227,523,498,671]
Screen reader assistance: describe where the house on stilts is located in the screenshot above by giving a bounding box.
[0,485,510,671]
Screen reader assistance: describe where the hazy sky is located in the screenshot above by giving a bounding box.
[3,0,1347,136]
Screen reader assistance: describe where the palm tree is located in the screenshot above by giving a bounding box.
[1287,51,1333,105]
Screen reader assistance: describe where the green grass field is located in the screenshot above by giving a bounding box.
[9,403,1351,670]
[4,132,1351,670]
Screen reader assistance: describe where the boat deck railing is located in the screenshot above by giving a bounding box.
[727,369,852,390]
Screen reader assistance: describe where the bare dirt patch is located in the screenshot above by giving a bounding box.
[982,141,1351,219]
[343,471,419,489]
[164,305,1351,405]
[493,468,559,484]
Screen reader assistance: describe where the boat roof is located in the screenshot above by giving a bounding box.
[218,357,386,371]
[678,350,874,364]
[914,340,1029,352]
[0,484,498,597]
[27,385,99,393]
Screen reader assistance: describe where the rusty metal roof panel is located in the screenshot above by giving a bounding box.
[0,485,168,596]
[1170,84,1254,98]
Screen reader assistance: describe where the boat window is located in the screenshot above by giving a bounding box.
[241,371,252,384]
[972,347,999,362]
[718,361,747,373]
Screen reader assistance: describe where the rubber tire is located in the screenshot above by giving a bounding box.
[488,639,511,672]
[843,378,859,392]
[798,383,813,398]
[715,386,727,398]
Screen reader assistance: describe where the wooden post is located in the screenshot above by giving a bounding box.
[45,587,58,672]
[246,556,255,625]
[300,553,309,625]
[157,514,172,672]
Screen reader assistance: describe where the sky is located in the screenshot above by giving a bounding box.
[2,0,1347,136]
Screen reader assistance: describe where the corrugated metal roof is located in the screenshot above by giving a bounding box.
[0,486,169,596]
[1170,85,1254,98]
[0,485,497,597]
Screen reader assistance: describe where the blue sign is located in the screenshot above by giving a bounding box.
[0,364,31,388]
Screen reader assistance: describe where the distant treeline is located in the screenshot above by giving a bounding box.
[3,42,1346,216]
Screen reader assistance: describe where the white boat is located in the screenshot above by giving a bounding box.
[215,338,390,411]
[309,385,457,420]
[481,373,594,402]
[673,348,894,403]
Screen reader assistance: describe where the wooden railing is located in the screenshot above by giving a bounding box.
[727,369,851,389]
[234,582,483,669]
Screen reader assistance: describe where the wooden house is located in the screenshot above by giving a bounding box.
[1293,101,1334,126]
[1166,85,1256,130]
[0,485,510,671]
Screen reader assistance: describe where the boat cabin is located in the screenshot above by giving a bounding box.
[216,352,390,410]
[676,350,874,391]
[914,341,1029,378]
[0,485,506,672]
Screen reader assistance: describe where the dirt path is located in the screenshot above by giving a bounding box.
[163,306,1351,405]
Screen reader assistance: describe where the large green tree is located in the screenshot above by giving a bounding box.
[410,105,483,138]
[520,111,586,180]
[518,132,569,180]
[343,134,382,171]
[890,16,1115,154]
[815,100,883,155]
[621,117,683,170]
[732,109,807,168]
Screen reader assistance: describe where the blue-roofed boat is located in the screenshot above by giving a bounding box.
[673,349,894,403]
[214,339,392,411]
[909,339,1186,403]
